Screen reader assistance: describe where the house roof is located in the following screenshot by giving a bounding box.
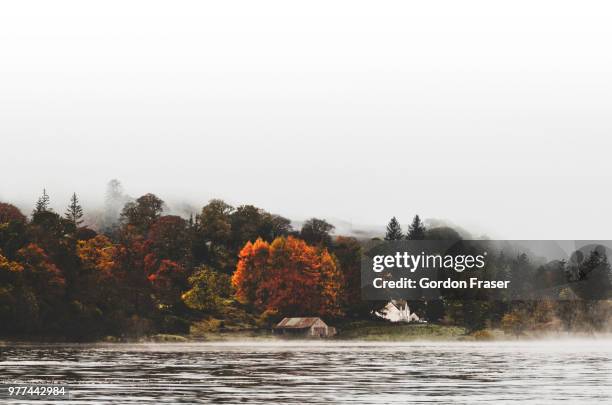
[386,300,408,311]
[274,317,324,329]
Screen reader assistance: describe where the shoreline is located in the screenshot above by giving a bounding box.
[3,325,612,345]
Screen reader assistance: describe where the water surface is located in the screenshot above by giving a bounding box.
[1,340,611,404]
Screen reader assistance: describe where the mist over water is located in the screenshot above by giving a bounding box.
[1,340,611,404]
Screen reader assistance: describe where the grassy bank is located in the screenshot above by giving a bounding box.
[180,318,469,341]
[334,320,468,341]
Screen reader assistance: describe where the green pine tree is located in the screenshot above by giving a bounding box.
[407,214,426,240]
[385,217,404,240]
[65,192,84,226]
[34,188,51,213]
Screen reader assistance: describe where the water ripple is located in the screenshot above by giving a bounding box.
[0,341,611,404]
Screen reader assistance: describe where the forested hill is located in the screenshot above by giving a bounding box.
[0,189,610,340]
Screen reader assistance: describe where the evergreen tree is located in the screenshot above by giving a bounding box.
[384,217,404,240]
[64,192,84,226]
[567,248,612,300]
[102,179,130,232]
[34,188,51,213]
[407,214,426,240]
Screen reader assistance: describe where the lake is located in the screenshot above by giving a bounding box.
[1,340,611,403]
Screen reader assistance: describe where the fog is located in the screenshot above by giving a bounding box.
[2,1,612,239]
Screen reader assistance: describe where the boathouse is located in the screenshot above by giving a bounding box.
[274,317,336,338]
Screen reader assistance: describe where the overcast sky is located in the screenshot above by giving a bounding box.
[1,1,612,239]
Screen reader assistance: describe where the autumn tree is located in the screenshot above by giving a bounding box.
[120,193,164,235]
[198,199,233,244]
[147,215,190,263]
[195,199,234,272]
[0,203,27,258]
[334,236,391,318]
[230,205,268,249]
[77,235,117,279]
[64,192,84,227]
[29,201,81,317]
[29,210,74,264]
[300,218,334,248]
[0,251,26,332]
[333,237,362,314]
[140,216,191,310]
[407,215,426,240]
[232,238,270,305]
[233,236,343,318]
[260,237,329,316]
[384,217,403,240]
[75,235,122,335]
[316,248,345,317]
[0,202,26,224]
[228,205,293,248]
[14,244,66,331]
[182,265,231,313]
[268,214,293,239]
[77,231,185,337]
[0,251,24,273]
[94,205,190,329]
[146,258,186,309]
[114,226,153,315]
[191,200,293,275]
[17,244,65,293]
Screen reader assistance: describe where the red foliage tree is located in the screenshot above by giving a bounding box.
[113,226,152,314]
[16,243,66,307]
[146,258,185,307]
[232,236,343,318]
[0,202,26,224]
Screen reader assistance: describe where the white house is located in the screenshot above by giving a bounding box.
[376,300,420,323]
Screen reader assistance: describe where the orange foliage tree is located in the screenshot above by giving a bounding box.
[232,236,344,318]
[0,252,24,272]
[76,235,121,307]
[77,235,117,279]
[233,238,270,305]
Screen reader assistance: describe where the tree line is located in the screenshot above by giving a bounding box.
[380,216,611,334]
[1,185,610,339]
[0,186,381,339]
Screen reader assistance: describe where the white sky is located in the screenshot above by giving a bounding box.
[1,1,612,239]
